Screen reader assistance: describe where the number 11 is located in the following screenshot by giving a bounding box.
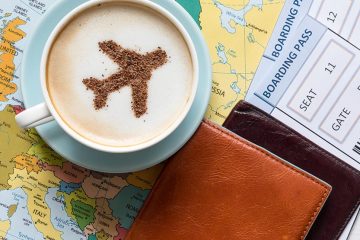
[325,62,336,74]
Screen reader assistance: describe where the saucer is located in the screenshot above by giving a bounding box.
[21,0,211,173]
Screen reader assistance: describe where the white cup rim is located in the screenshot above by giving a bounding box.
[40,0,199,153]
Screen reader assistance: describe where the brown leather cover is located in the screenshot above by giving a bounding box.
[125,121,331,240]
[223,101,360,240]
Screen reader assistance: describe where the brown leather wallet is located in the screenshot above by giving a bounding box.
[223,101,360,240]
[125,121,331,240]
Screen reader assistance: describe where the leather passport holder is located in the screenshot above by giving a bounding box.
[223,101,360,240]
[125,121,331,240]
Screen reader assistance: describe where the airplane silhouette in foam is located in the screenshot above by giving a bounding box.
[83,40,168,118]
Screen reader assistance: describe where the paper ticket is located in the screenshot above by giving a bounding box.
[246,0,313,101]
[248,14,360,239]
[309,0,360,46]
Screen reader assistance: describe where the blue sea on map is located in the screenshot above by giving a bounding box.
[45,187,87,240]
[0,188,44,240]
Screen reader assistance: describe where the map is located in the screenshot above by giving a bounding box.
[0,0,285,239]
[178,0,285,124]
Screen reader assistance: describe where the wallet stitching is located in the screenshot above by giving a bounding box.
[125,163,167,239]
[126,120,330,240]
[336,199,360,239]
[205,120,330,240]
[235,103,360,239]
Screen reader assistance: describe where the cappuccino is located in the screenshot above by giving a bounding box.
[47,2,194,148]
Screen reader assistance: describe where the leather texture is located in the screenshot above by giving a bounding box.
[223,101,360,240]
[125,120,331,240]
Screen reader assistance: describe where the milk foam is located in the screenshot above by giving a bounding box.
[47,2,193,147]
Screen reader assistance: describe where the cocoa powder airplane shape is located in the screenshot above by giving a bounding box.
[83,40,168,118]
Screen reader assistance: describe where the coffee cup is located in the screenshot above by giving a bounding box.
[16,0,199,153]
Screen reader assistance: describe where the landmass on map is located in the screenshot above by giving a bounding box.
[197,0,285,124]
[0,17,26,101]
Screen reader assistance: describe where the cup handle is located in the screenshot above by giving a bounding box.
[15,103,55,129]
